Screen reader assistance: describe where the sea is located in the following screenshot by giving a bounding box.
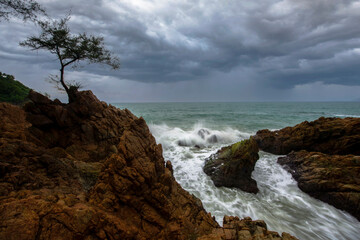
[113,102,360,240]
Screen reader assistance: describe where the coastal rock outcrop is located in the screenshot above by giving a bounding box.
[0,91,218,239]
[203,138,259,193]
[254,116,360,220]
[278,151,360,221]
[0,90,297,239]
[200,216,297,240]
[254,117,360,155]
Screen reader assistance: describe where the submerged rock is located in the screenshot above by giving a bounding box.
[207,134,218,143]
[203,138,260,193]
[254,117,360,155]
[198,128,210,139]
[278,151,360,221]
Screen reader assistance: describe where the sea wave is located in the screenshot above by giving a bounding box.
[148,122,360,240]
[334,114,360,118]
[149,122,251,150]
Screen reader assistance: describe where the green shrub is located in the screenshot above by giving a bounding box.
[0,72,30,104]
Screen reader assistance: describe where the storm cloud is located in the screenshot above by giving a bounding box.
[1,0,360,101]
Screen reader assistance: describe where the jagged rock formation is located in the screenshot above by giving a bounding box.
[254,116,360,221]
[199,216,297,240]
[254,117,360,155]
[0,90,297,239]
[203,138,260,193]
[278,151,360,221]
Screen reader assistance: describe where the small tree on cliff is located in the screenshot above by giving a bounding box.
[0,0,45,21]
[20,16,120,102]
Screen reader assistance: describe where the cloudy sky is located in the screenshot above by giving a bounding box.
[1,0,360,102]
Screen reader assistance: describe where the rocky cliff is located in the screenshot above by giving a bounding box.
[278,151,360,221]
[254,116,360,221]
[0,90,297,240]
[254,117,360,155]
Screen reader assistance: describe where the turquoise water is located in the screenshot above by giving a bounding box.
[113,102,360,132]
[113,102,360,240]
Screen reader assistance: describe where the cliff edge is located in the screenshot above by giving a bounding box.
[0,90,297,240]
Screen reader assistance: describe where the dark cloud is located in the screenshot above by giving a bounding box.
[1,0,360,101]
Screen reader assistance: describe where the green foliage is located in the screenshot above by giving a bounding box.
[0,0,45,21]
[20,16,120,102]
[0,72,30,104]
[20,17,120,70]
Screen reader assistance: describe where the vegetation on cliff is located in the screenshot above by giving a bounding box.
[0,72,30,104]
[20,16,120,103]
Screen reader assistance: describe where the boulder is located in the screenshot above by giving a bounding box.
[254,117,360,155]
[278,151,360,221]
[203,138,260,193]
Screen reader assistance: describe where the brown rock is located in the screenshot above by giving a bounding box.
[278,151,360,221]
[0,90,296,239]
[254,117,360,155]
[203,138,260,193]
[199,216,298,240]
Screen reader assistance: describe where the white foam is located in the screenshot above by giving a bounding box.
[334,114,360,118]
[149,122,246,150]
[149,123,360,240]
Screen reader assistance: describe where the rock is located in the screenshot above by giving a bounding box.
[0,90,296,239]
[198,216,299,240]
[254,117,360,155]
[278,150,360,221]
[0,90,218,239]
[198,129,210,139]
[28,90,52,105]
[203,138,260,193]
[207,134,218,143]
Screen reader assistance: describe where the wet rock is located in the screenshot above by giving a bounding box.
[254,117,360,155]
[203,138,260,193]
[207,134,218,143]
[278,151,360,221]
[198,128,210,139]
[177,139,190,147]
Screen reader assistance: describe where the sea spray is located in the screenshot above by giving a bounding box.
[149,122,360,240]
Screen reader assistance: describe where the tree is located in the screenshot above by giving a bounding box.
[0,0,45,21]
[20,16,120,102]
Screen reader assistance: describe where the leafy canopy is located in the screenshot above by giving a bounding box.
[20,16,120,102]
[0,0,45,21]
[20,17,120,69]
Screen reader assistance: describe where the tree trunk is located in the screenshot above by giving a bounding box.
[59,66,76,103]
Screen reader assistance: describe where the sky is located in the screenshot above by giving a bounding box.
[1,0,360,102]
